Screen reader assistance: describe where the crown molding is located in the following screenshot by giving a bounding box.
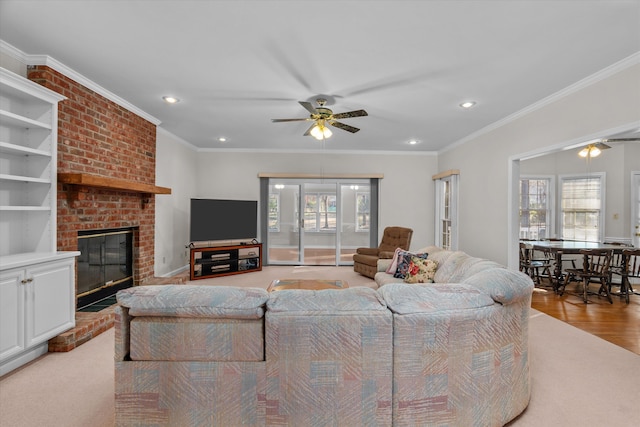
[0,40,161,125]
[440,51,640,155]
[195,146,438,156]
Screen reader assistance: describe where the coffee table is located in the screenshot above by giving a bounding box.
[267,279,349,292]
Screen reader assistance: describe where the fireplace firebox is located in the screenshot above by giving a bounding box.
[76,228,134,310]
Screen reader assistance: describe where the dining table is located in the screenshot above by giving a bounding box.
[525,240,625,293]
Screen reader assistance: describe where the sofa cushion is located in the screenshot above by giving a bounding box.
[267,287,387,314]
[377,282,494,314]
[117,285,269,318]
[129,317,264,361]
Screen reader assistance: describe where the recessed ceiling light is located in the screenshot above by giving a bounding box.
[459,101,476,109]
[218,137,227,142]
[408,139,419,145]
[162,96,180,104]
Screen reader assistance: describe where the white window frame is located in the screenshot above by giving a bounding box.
[433,171,458,250]
[302,192,337,233]
[268,192,280,232]
[519,175,555,240]
[559,173,606,242]
[355,191,370,232]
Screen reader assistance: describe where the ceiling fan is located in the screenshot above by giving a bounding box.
[578,137,640,158]
[271,98,368,140]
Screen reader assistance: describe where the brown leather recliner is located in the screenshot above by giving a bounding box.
[353,226,413,279]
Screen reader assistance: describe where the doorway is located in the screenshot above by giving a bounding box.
[264,178,373,266]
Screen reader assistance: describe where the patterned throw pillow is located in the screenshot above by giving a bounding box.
[403,257,438,283]
[393,251,429,278]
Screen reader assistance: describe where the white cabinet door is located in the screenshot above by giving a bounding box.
[0,268,26,361]
[26,258,75,347]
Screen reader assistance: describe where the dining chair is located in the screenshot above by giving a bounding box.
[560,249,613,304]
[605,242,631,299]
[533,245,555,287]
[610,248,640,304]
[519,242,551,285]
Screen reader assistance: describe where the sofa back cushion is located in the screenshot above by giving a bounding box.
[267,287,387,314]
[377,282,494,314]
[462,267,534,305]
[117,285,269,318]
[431,251,503,283]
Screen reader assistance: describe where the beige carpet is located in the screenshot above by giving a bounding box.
[1,266,638,427]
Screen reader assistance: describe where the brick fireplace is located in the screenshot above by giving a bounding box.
[27,66,163,350]
[28,65,157,287]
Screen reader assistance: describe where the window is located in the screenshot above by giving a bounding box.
[560,174,605,242]
[519,177,553,240]
[434,171,458,250]
[356,192,370,231]
[304,193,336,231]
[268,193,280,231]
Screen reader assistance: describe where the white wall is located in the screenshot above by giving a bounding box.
[193,150,439,250]
[437,62,640,266]
[154,147,439,275]
[154,129,199,276]
[154,145,439,275]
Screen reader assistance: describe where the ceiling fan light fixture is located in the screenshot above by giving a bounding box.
[310,123,332,140]
[579,144,601,158]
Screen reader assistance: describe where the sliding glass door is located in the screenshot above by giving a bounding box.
[265,179,371,266]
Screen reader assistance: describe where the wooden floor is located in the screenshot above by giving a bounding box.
[531,279,640,355]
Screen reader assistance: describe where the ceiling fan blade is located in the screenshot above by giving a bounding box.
[271,118,313,122]
[331,110,368,119]
[303,123,316,136]
[330,121,360,133]
[594,142,612,150]
[299,101,318,115]
[601,138,640,143]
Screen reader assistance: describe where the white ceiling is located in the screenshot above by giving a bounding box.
[1,0,639,152]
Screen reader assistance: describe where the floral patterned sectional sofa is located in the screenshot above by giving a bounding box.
[114,246,533,426]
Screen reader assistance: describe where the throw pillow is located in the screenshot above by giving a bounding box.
[404,257,438,283]
[393,251,428,279]
[385,248,404,274]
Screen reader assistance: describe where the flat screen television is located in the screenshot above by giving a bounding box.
[190,198,258,243]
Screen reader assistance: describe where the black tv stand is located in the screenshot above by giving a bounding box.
[190,243,262,280]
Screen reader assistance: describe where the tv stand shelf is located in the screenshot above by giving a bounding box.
[190,243,262,280]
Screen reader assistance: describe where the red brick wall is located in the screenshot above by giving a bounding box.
[28,66,157,285]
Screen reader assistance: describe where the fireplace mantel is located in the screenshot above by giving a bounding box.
[58,172,171,195]
[58,172,171,209]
